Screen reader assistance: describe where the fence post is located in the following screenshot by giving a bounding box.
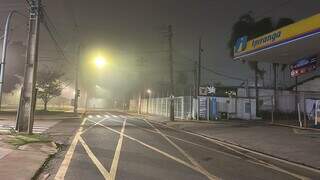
[303,93,307,128]
[181,97,184,119]
[271,95,274,124]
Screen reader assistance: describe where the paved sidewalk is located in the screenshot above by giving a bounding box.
[134,113,320,169]
[0,135,57,180]
[0,113,81,180]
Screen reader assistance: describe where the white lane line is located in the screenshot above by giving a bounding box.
[110,119,126,180]
[88,115,93,118]
[104,115,110,118]
[78,136,110,179]
[81,118,107,135]
[96,115,102,118]
[142,119,218,180]
[122,118,241,160]
[153,122,312,180]
[86,119,217,179]
[55,118,87,180]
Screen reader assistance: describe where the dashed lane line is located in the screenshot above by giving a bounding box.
[110,119,126,180]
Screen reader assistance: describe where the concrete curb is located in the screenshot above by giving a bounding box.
[270,123,320,132]
[139,114,320,171]
[32,143,58,180]
[183,130,320,172]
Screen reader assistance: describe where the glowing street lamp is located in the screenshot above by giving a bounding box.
[94,56,107,68]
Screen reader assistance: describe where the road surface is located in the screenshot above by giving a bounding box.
[50,111,320,180]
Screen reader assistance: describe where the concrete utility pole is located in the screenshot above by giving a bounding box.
[193,62,197,97]
[16,0,41,134]
[197,38,202,96]
[254,62,259,116]
[273,63,278,112]
[73,45,80,114]
[197,38,203,120]
[168,25,174,121]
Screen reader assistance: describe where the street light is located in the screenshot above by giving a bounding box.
[94,56,107,69]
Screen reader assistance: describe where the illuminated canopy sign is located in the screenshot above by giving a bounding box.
[234,13,320,59]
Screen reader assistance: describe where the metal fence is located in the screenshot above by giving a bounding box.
[129,96,257,120]
[129,96,193,119]
[259,92,320,128]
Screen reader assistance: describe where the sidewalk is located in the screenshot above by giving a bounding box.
[0,113,81,180]
[0,134,57,180]
[138,114,320,169]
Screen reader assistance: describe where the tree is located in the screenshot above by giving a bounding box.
[37,70,64,111]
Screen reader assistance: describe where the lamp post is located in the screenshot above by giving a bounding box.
[0,11,26,110]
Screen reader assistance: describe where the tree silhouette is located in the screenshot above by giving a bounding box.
[37,70,64,111]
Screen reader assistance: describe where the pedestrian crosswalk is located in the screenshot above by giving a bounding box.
[87,114,136,120]
[0,124,50,133]
[0,120,60,134]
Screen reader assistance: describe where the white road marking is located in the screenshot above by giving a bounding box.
[104,115,110,118]
[81,118,107,135]
[88,115,93,118]
[79,136,110,179]
[142,119,218,180]
[96,115,102,118]
[86,119,218,179]
[154,122,312,180]
[110,119,126,179]
[55,118,87,180]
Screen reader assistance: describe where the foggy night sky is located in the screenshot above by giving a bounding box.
[0,0,320,95]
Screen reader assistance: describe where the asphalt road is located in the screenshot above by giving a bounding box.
[50,111,320,180]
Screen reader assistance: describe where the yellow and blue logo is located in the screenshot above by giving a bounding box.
[234,36,248,54]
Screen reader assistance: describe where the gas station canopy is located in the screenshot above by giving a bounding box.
[233,13,320,65]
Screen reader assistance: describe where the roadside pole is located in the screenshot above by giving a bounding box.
[197,38,202,120]
[168,25,174,121]
[73,45,80,114]
[0,10,19,110]
[16,0,41,133]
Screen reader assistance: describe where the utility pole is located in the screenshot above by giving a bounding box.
[168,25,174,121]
[254,62,259,116]
[193,62,197,97]
[197,37,203,120]
[16,0,41,134]
[73,45,80,114]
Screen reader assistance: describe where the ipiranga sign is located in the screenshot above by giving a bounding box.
[234,13,320,59]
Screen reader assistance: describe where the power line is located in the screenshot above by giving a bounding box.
[175,51,246,81]
[41,8,73,66]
